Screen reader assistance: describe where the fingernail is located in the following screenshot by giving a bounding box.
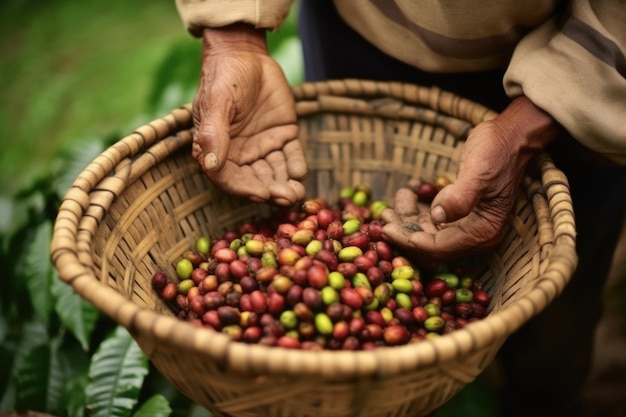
[204,152,218,170]
[431,205,446,223]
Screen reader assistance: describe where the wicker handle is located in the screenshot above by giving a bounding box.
[292,79,498,126]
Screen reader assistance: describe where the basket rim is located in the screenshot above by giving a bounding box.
[50,79,578,379]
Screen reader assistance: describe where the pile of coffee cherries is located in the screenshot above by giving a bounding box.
[151,180,491,350]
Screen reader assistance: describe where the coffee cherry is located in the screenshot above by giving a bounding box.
[154,182,492,350]
[151,272,168,290]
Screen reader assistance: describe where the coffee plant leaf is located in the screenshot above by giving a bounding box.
[9,318,49,376]
[14,337,64,414]
[85,326,149,417]
[131,394,172,417]
[57,370,89,417]
[24,220,54,323]
[51,275,100,351]
[0,318,49,410]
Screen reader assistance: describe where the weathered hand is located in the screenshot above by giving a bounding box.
[382,96,562,263]
[192,24,307,206]
[378,187,439,236]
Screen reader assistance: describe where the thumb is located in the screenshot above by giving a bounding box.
[429,176,483,224]
[192,104,231,173]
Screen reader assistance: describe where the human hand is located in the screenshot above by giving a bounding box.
[191,23,307,206]
[381,96,563,263]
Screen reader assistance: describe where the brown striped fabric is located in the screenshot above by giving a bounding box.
[175,0,626,164]
[333,0,557,71]
[562,16,626,78]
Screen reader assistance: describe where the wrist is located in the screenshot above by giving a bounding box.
[202,23,267,55]
[496,96,564,155]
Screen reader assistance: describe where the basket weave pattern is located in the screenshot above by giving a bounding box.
[51,79,577,417]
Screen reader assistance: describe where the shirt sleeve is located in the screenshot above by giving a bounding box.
[503,0,626,165]
[175,0,292,36]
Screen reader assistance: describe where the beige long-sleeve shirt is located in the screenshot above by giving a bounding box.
[175,0,626,165]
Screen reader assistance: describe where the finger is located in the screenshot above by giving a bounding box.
[238,125,299,165]
[429,179,481,224]
[393,188,420,217]
[283,139,308,180]
[251,154,301,205]
[406,215,501,259]
[192,97,232,173]
[380,207,402,225]
[208,162,271,201]
[272,181,305,206]
[414,211,440,234]
[285,179,306,203]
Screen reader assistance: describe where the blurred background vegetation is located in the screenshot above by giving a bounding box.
[0,1,303,416]
[0,0,303,198]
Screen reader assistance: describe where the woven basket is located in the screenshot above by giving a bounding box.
[50,79,577,417]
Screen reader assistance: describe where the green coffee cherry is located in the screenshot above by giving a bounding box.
[392,278,413,293]
[245,239,265,256]
[370,200,389,220]
[321,286,339,305]
[328,271,345,290]
[261,252,277,268]
[364,298,379,310]
[340,186,355,199]
[175,258,193,280]
[437,272,459,289]
[342,219,361,235]
[424,316,445,332]
[229,238,242,251]
[395,293,413,310]
[391,265,415,280]
[456,288,474,303]
[306,239,323,256]
[352,272,371,289]
[352,190,368,207]
[424,303,440,317]
[280,310,298,329]
[195,236,211,255]
[177,279,195,295]
[338,246,363,262]
[380,307,394,323]
[314,313,334,335]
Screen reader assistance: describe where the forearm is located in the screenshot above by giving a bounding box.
[493,95,563,162]
[504,0,626,165]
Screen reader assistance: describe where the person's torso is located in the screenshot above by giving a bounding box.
[333,0,561,72]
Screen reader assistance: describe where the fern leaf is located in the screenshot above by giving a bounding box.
[132,394,172,417]
[52,274,100,351]
[24,220,54,323]
[86,326,149,417]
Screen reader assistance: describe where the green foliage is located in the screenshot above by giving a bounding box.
[24,221,56,324]
[51,278,100,352]
[0,2,302,415]
[132,395,172,417]
[85,327,149,417]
